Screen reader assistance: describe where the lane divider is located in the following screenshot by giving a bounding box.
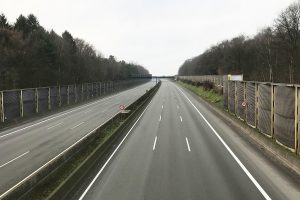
[70,122,85,130]
[0,151,30,168]
[47,123,63,130]
[176,86,272,200]
[153,136,158,151]
[180,116,183,122]
[186,137,191,152]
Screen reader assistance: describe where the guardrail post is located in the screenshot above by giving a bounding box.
[20,90,24,117]
[271,84,275,138]
[48,88,51,110]
[35,88,39,113]
[295,86,298,153]
[0,91,4,122]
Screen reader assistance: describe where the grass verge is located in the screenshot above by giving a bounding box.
[177,81,223,108]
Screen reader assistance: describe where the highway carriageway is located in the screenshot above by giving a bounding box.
[73,80,299,200]
[0,80,156,197]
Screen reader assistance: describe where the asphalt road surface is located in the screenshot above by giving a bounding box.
[77,80,300,200]
[0,80,156,196]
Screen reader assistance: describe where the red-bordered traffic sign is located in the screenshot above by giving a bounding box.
[242,101,246,107]
[119,105,126,110]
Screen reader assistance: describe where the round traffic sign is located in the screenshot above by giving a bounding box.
[119,105,126,110]
[242,101,246,107]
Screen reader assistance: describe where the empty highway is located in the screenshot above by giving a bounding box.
[0,80,155,197]
[76,80,300,200]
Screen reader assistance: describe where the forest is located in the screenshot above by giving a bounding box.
[0,14,149,90]
[178,1,300,84]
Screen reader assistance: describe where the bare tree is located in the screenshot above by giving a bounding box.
[275,1,300,83]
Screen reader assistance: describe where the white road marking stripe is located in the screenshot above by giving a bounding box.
[153,136,158,151]
[0,84,146,139]
[78,99,152,200]
[177,86,271,200]
[84,109,93,114]
[47,123,62,130]
[0,151,30,168]
[177,105,179,109]
[159,115,162,121]
[162,105,164,109]
[180,116,183,122]
[70,122,85,130]
[186,137,191,152]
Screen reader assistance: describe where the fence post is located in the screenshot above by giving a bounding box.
[35,88,39,113]
[20,90,24,117]
[295,86,298,153]
[271,84,275,138]
[99,82,102,96]
[255,82,258,128]
[0,91,4,122]
[74,85,77,103]
[67,85,70,105]
[235,81,237,115]
[58,86,62,107]
[91,83,94,98]
[244,82,247,121]
[80,84,83,101]
[48,88,51,110]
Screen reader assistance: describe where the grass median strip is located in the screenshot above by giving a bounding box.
[177,81,223,108]
[21,118,123,200]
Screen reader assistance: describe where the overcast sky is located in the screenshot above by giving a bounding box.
[1,0,296,75]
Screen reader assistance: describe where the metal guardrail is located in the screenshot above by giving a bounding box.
[0,79,150,125]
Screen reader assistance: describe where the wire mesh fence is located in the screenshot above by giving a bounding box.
[0,79,150,124]
[178,75,299,154]
[224,81,299,153]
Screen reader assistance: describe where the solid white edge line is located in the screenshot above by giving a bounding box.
[0,83,149,139]
[70,122,85,130]
[176,86,272,200]
[0,112,120,199]
[180,116,183,122]
[47,123,63,130]
[186,137,191,152]
[78,100,152,200]
[0,151,30,168]
[153,136,158,151]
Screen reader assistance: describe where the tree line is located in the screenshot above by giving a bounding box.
[0,14,150,90]
[178,1,300,84]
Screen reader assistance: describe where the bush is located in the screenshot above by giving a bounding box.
[202,81,214,91]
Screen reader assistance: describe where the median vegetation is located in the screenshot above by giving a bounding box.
[177,80,223,109]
